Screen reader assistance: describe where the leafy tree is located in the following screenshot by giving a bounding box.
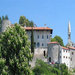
[5,15,8,20]
[0,24,32,75]
[19,16,34,27]
[51,35,64,46]
[33,59,57,75]
[31,28,34,53]
[60,64,69,75]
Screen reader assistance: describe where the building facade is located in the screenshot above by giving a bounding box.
[24,27,53,67]
[48,42,75,68]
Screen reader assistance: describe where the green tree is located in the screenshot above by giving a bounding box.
[0,24,32,75]
[19,16,34,27]
[5,15,8,20]
[51,35,64,46]
[31,28,34,53]
[33,59,58,75]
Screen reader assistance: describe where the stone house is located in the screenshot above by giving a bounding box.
[48,42,75,68]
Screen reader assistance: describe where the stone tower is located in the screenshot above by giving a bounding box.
[68,21,71,44]
[1,20,11,32]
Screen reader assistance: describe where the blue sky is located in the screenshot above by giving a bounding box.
[0,0,75,45]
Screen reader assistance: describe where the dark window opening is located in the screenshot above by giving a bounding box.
[37,42,40,47]
[71,58,72,61]
[37,35,39,39]
[49,57,51,62]
[47,35,48,39]
[42,43,44,46]
[44,51,45,56]
[72,52,74,55]
[42,35,44,39]
[34,42,36,47]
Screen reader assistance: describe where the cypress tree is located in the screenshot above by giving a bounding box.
[31,27,34,53]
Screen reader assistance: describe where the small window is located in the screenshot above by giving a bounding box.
[49,57,51,62]
[66,56,67,59]
[44,51,45,56]
[71,58,72,61]
[37,35,39,39]
[37,42,40,47]
[72,52,74,55]
[42,35,44,39]
[60,56,61,58]
[47,35,48,39]
[63,50,65,52]
[63,56,65,58]
[60,51,61,53]
[42,43,44,46]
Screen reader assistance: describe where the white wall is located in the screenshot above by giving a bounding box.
[60,49,70,68]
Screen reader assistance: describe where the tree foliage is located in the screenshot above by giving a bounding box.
[19,16,34,27]
[0,24,32,75]
[51,35,64,46]
[33,59,60,75]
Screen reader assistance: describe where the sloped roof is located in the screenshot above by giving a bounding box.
[24,27,53,31]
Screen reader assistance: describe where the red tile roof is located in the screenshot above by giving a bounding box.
[24,27,53,31]
[69,47,75,50]
[62,47,69,50]
[48,42,59,44]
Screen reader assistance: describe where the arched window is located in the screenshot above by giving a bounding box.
[42,43,44,46]
[44,51,45,56]
[42,35,44,39]
[47,35,48,39]
[49,57,51,62]
[37,42,40,47]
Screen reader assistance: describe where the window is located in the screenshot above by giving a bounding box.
[42,43,44,46]
[72,52,74,55]
[34,42,36,47]
[66,50,67,53]
[44,51,45,56]
[71,58,72,61]
[49,57,51,62]
[60,56,61,58]
[66,56,67,59]
[42,35,44,39]
[63,50,65,52]
[37,35,39,39]
[37,42,40,47]
[63,56,65,58]
[47,35,48,39]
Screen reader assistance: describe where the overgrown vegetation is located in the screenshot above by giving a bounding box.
[51,35,64,46]
[33,59,71,75]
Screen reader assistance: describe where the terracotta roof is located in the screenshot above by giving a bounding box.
[62,47,69,50]
[48,42,59,44]
[69,47,75,50]
[24,27,53,31]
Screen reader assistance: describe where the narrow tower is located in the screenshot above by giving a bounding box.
[67,21,72,46]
